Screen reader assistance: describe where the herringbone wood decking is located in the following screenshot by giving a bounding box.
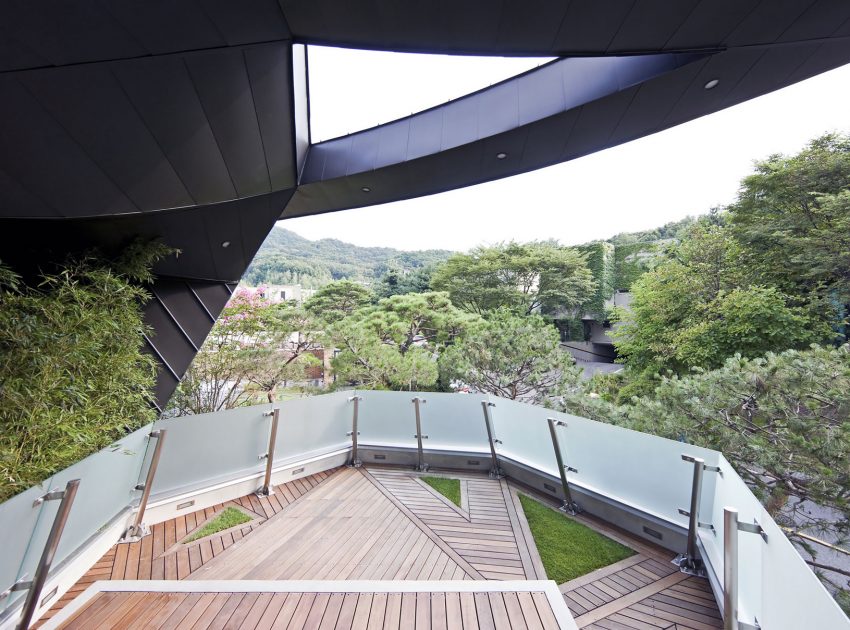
[35,465,722,629]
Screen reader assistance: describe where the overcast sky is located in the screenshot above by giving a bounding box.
[281,46,850,252]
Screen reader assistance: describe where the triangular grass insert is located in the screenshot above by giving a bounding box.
[421,476,462,508]
[518,493,635,584]
[183,506,252,543]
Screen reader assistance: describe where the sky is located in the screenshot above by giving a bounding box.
[282,46,850,252]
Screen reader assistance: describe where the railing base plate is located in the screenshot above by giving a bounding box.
[118,524,151,544]
[558,501,582,516]
[672,553,707,577]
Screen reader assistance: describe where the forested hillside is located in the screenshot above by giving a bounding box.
[243,227,453,287]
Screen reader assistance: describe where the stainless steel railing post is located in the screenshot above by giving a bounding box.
[257,408,279,497]
[687,457,705,560]
[347,396,362,467]
[481,401,503,479]
[547,417,580,514]
[412,397,428,472]
[724,507,739,630]
[16,478,80,630]
[722,506,766,630]
[675,454,721,575]
[122,429,166,541]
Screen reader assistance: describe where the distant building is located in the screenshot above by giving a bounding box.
[245,284,316,305]
[561,291,631,378]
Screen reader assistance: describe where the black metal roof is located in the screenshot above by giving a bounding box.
[1,0,849,407]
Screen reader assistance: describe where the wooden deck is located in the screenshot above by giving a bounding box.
[36,469,336,626]
[35,466,722,630]
[45,581,573,630]
[561,555,722,629]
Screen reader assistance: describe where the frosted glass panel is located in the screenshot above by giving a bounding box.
[150,405,270,497]
[555,409,719,524]
[355,390,420,449]
[32,426,151,570]
[489,397,558,476]
[490,397,719,524]
[0,482,50,612]
[274,392,352,464]
[760,506,849,629]
[411,392,490,453]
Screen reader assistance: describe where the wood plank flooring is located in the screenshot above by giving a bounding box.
[190,467,472,581]
[560,554,722,629]
[35,469,335,626]
[49,584,569,630]
[34,464,723,630]
[367,469,538,580]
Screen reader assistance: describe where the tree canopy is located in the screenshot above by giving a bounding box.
[440,309,578,403]
[304,280,373,325]
[328,292,476,391]
[431,241,596,316]
[171,288,321,415]
[728,133,850,306]
[562,345,850,593]
[613,221,836,388]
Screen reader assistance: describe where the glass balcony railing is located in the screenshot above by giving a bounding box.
[1,391,847,629]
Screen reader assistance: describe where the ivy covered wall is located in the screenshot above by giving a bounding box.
[577,242,616,319]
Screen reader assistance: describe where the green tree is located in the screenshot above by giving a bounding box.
[728,133,850,304]
[613,223,832,383]
[171,288,320,414]
[328,320,439,390]
[561,345,850,598]
[375,265,435,299]
[0,247,168,500]
[304,280,373,324]
[439,309,579,403]
[328,291,476,390]
[431,241,596,316]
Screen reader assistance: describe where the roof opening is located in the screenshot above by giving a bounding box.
[307,46,553,143]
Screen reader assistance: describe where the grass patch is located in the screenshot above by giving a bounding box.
[518,493,635,584]
[422,476,462,508]
[183,507,252,543]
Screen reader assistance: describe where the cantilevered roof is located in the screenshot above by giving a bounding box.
[1,1,849,407]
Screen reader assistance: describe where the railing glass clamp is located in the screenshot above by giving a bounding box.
[0,577,31,600]
[32,489,66,507]
[737,519,768,543]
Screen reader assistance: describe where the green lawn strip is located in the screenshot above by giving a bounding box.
[518,493,635,584]
[183,506,252,543]
[421,476,462,508]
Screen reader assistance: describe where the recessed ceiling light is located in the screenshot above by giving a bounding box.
[221,241,230,248]
[496,152,508,160]
[361,186,372,193]
[704,78,720,90]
